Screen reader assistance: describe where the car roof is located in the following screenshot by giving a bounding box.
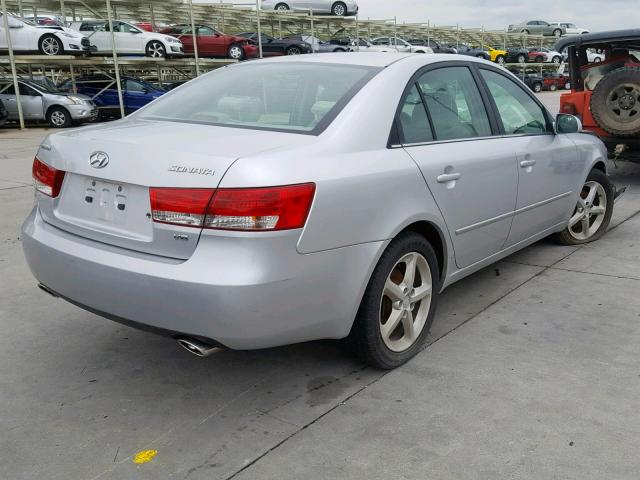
[555,29,640,50]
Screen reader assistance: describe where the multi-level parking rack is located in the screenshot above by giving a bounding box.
[1,0,560,128]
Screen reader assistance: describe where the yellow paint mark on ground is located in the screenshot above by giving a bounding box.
[133,450,157,464]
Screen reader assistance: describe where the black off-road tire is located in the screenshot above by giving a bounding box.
[554,169,614,245]
[345,232,440,370]
[590,67,640,137]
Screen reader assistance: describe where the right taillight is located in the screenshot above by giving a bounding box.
[149,183,316,231]
[32,157,65,198]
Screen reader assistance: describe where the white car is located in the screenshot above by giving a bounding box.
[348,38,394,53]
[261,0,359,16]
[550,22,589,35]
[0,14,90,55]
[68,20,183,57]
[587,49,604,63]
[371,37,434,54]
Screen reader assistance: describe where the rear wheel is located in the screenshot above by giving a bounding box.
[549,83,558,91]
[532,82,542,93]
[553,28,562,37]
[39,35,63,56]
[227,43,245,60]
[146,41,166,58]
[346,232,439,369]
[590,67,640,136]
[331,1,347,16]
[554,169,613,245]
[517,53,526,63]
[275,2,289,10]
[496,55,505,64]
[552,55,561,64]
[46,106,71,128]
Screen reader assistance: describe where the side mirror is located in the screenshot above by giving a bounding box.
[555,113,582,134]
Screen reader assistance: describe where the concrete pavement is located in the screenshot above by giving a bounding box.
[1,120,640,480]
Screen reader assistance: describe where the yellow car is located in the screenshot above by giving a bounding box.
[481,45,508,64]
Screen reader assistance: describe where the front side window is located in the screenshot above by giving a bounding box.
[480,69,549,135]
[125,80,146,92]
[140,63,380,134]
[398,85,433,144]
[417,67,492,141]
[198,26,216,36]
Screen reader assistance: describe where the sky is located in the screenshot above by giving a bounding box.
[353,0,637,31]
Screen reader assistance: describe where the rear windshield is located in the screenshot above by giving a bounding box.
[138,62,380,134]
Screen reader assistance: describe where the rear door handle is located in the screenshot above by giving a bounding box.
[520,159,537,168]
[437,172,461,183]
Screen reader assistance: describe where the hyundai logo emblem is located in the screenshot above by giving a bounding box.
[89,151,109,169]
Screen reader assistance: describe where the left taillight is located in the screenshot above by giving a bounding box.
[32,157,65,198]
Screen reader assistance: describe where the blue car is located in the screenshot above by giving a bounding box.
[59,75,165,118]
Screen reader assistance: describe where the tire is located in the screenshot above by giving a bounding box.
[331,1,347,16]
[39,34,63,56]
[333,48,346,52]
[345,232,440,369]
[46,106,71,128]
[552,56,561,64]
[521,29,530,35]
[517,53,526,63]
[227,43,245,60]
[553,29,562,37]
[554,169,613,245]
[145,40,166,58]
[590,67,640,136]
[285,46,302,55]
[549,83,558,91]
[532,82,542,93]
[593,56,602,63]
[496,55,505,64]
[274,2,289,10]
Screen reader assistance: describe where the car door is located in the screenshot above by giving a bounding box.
[477,67,578,246]
[197,26,225,57]
[123,79,151,111]
[114,22,143,53]
[397,64,518,269]
[0,82,44,119]
[84,22,111,52]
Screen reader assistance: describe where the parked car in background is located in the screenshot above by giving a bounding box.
[528,47,563,63]
[24,53,612,370]
[283,35,348,52]
[550,22,589,35]
[160,24,257,60]
[587,49,605,63]
[0,14,90,56]
[542,72,570,91]
[405,39,457,54]
[69,20,184,57]
[58,75,165,118]
[504,47,529,63]
[260,0,358,16]
[0,79,97,127]
[509,68,545,92]
[0,99,8,126]
[455,44,490,60]
[480,45,508,63]
[346,38,394,52]
[236,32,311,55]
[508,20,565,37]
[371,37,433,54]
[24,15,63,26]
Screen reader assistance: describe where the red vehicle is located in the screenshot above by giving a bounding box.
[542,72,570,91]
[557,30,640,160]
[159,24,258,60]
[135,22,154,32]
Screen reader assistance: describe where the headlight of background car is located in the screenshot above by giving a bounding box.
[66,96,86,105]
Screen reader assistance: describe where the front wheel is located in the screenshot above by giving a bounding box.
[227,43,245,60]
[553,29,562,37]
[39,35,63,56]
[331,1,347,16]
[532,82,542,93]
[496,55,505,64]
[552,55,561,64]
[554,169,614,245]
[145,41,166,58]
[549,83,558,91]
[46,107,71,128]
[346,232,439,369]
[286,46,302,55]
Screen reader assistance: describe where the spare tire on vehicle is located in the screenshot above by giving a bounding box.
[590,67,640,137]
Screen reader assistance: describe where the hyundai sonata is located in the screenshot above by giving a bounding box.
[23,53,614,369]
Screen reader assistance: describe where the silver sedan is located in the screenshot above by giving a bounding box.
[261,0,358,16]
[23,53,613,369]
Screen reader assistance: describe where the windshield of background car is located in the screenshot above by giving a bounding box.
[139,63,381,134]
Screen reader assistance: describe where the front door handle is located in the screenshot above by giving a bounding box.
[520,159,537,168]
[437,172,461,183]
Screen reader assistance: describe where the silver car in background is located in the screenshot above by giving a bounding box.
[23,53,613,369]
[261,0,358,16]
[0,79,97,127]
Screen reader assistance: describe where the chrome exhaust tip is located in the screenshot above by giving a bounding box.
[176,337,221,358]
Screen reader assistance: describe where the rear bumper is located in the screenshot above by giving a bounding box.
[22,207,383,350]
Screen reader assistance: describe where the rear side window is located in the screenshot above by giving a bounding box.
[139,63,380,134]
[398,85,433,144]
[417,66,492,141]
[480,69,549,135]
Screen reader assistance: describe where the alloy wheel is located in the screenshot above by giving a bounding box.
[42,37,60,55]
[147,42,165,58]
[50,110,66,127]
[379,252,432,353]
[568,181,608,241]
[287,47,301,55]
[606,84,640,123]
[333,4,346,16]
[229,46,243,59]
